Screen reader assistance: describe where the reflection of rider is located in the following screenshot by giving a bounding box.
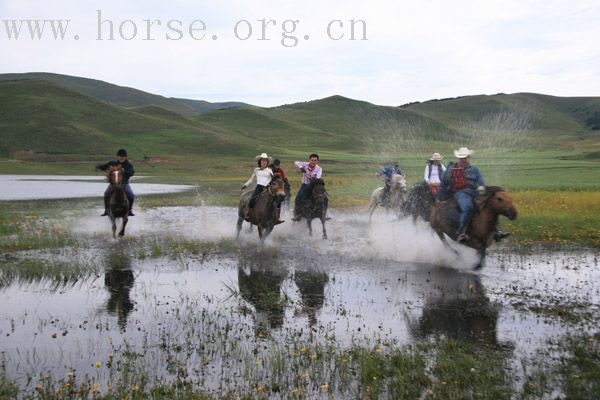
[378,161,402,203]
[292,153,323,221]
[237,252,287,336]
[96,149,135,216]
[294,270,328,327]
[104,251,135,330]
[242,153,283,224]
[423,153,446,195]
[439,147,484,242]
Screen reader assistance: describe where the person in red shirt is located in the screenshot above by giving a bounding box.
[269,158,289,222]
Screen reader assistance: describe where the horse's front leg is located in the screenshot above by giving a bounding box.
[119,216,128,237]
[307,219,313,236]
[321,217,327,239]
[257,226,264,242]
[111,217,117,239]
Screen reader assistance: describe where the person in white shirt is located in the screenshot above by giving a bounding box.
[242,153,283,224]
[423,152,446,195]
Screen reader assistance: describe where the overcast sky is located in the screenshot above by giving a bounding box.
[1,0,600,106]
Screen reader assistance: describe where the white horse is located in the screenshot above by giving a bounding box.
[368,174,408,221]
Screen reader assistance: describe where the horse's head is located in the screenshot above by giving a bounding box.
[310,178,327,204]
[268,177,286,200]
[482,186,517,220]
[107,164,124,187]
[391,174,408,193]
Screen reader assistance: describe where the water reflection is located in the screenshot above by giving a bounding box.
[409,268,501,346]
[237,249,287,336]
[104,249,135,330]
[294,269,329,327]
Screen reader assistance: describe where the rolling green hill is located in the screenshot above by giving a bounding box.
[0,72,249,116]
[0,73,599,187]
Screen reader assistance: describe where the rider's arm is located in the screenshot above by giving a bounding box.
[96,162,109,171]
[242,168,257,188]
[315,166,322,179]
[423,165,429,183]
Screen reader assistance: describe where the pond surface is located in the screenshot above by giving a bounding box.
[1,206,599,396]
[0,174,194,200]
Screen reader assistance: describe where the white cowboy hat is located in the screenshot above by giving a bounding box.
[255,152,272,161]
[454,147,473,158]
[430,152,443,161]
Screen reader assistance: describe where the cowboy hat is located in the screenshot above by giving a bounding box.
[430,152,443,161]
[454,147,473,158]
[255,152,272,161]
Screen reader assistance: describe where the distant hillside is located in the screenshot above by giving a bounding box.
[0,73,599,176]
[0,79,245,160]
[0,72,250,116]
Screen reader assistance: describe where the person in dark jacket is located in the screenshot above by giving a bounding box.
[96,149,135,216]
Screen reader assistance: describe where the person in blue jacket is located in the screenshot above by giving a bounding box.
[378,161,402,203]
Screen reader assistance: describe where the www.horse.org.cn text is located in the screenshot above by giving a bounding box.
[1,10,368,48]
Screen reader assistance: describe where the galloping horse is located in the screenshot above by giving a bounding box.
[429,186,517,268]
[106,164,129,238]
[402,182,436,222]
[295,178,329,239]
[368,174,408,221]
[237,177,286,242]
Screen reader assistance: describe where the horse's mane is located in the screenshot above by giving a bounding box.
[475,186,506,210]
[310,178,325,186]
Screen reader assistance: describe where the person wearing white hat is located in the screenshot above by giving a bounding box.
[242,153,283,224]
[423,152,446,195]
[440,147,485,242]
[292,153,323,221]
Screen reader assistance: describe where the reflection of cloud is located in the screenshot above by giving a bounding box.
[104,249,135,331]
[237,248,287,336]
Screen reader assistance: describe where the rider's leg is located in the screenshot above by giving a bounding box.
[455,190,475,241]
[101,185,111,216]
[292,184,307,221]
[124,184,135,216]
[246,185,264,220]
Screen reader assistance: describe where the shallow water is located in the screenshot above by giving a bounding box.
[0,174,194,200]
[1,205,599,395]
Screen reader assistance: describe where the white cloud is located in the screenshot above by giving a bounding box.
[1,0,599,105]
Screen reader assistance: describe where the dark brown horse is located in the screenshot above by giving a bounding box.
[237,177,286,242]
[402,181,436,222]
[429,186,517,268]
[106,165,129,238]
[296,178,329,239]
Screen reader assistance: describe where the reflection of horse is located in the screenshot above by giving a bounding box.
[236,177,286,242]
[408,269,500,346]
[430,186,517,268]
[402,182,436,222]
[104,250,135,330]
[294,269,329,327]
[106,165,129,238]
[296,178,329,239]
[368,174,408,221]
[237,250,287,336]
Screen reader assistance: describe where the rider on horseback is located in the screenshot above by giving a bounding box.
[96,149,135,217]
[292,153,323,221]
[439,147,484,242]
[423,153,446,195]
[378,161,402,205]
[242,153,284,225]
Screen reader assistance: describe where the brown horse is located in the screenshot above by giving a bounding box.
[237,177,286,242]
[429,186,517,268]
[106,165,129,238]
